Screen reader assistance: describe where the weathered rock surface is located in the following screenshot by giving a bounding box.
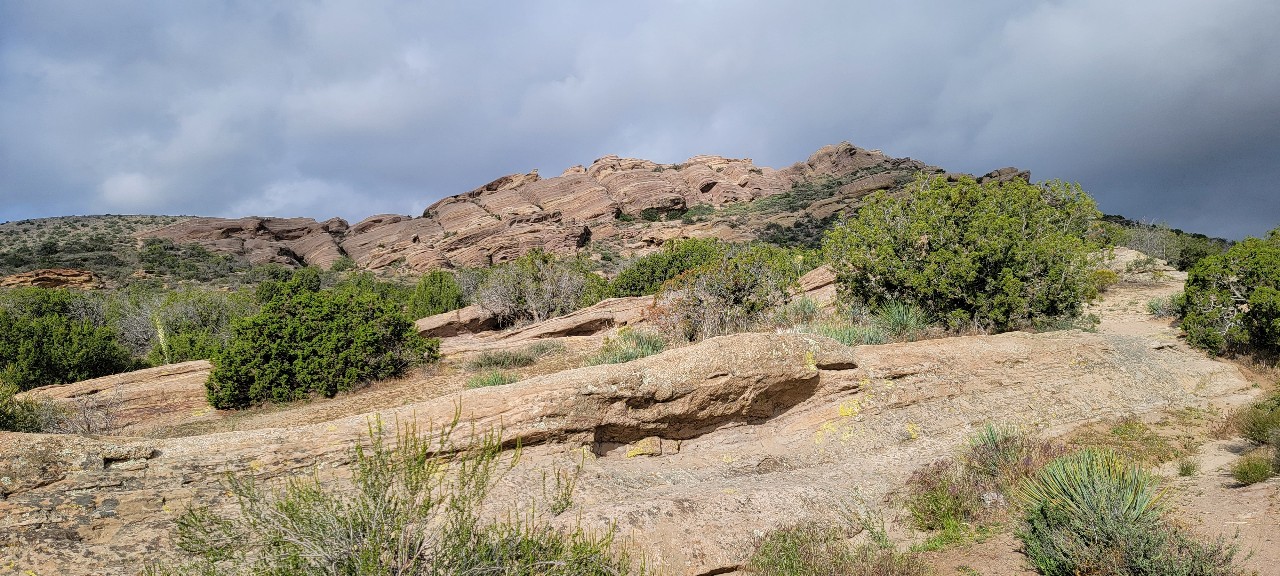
[0,268,101,289]
[414,304,501,338]
[19,361,216,437]
[138,216,349,269]
[137,142,973,272]
[0,314,1257,575]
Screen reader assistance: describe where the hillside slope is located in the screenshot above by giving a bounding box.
[135,142,1027,272]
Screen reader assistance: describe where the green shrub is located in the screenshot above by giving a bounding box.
[0,288,138,391]
[329,255,357,272]
[1231,454,1272,485]
[473,250,607,326]
[1091,268,1120,293]
[0,382,64,432]
[587,328,666,365]
[1178,457,1199,477]
[466,342,564,372]
[1239,405,1280,445]
[148,419,634,575]
[610,238,726,298]
[205,270,438,409]
[466,371,520,388]
[823,176,1100,333]
[407,269,465,319]
[800,322,885,346]
[1180,230,1280,356]
[1015,448,1239,576]
[1147,294,1182,319]
[143,288,258,365]
[651,243,806,341]
[904,425,1062,532]
[745,523,927,576]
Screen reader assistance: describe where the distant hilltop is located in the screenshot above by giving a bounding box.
[135,142,1029,272]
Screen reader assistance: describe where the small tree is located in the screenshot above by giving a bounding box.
[206,269,438,409]
[0,288,136,391]
[609,238,727,297]
[407,269,465,319]
[1180,230,1280,356]
[823,176,1100,332]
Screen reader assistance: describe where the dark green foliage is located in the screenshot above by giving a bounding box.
[138,238,248,282]
[205,270,438,409]
[1016,449,1240,576]
[407,269,465,319]
[144,289,258,365]
[1179,230,1280,356]
[759,214,838,249]
[610,238,727,297]
[824,176,1100,332]
[0,288,137,391]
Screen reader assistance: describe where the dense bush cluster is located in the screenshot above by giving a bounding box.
[407,269,465,319]
[609,238,726,297]
[651,243,807,341]
[824,176,1101,332]
[206,269,438,409]
[469,250,608,326]
[0,288,137,391]
[1179,228,1280,357]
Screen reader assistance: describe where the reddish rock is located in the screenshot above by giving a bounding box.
[0,268,101,289]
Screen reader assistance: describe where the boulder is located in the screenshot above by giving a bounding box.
[0,268,101,289]
[415,304,500,338]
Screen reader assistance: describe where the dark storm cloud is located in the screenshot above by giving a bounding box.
[2,0,1277,238]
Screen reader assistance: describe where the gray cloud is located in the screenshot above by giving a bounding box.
[2,0,1277,239]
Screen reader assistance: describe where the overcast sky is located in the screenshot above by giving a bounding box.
[2,1,1278,239]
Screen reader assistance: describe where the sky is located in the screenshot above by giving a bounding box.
[2,1,1278,240]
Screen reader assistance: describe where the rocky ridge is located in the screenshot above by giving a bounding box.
[138,143,1025,271]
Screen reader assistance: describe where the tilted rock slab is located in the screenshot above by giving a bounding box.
[2,328,1253,575]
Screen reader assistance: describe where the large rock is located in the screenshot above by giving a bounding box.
[1,311,1260,576]
[138,216,348,269]
[0,268,101,290]
[415,304,500,338]
[132,142,997,272]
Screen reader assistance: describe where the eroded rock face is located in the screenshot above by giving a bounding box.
[136,142,976,272]
[138,216,349,269]
[0,268,101,289]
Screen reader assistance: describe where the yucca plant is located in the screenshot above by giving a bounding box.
[1015,448,1165,528]
[873,301,931,342]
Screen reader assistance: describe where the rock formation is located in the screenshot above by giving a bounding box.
[136,143,957,271]
[0,268,102,290]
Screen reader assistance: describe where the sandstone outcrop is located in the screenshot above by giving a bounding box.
[0,268,101,289]
[1,312,1257,575]
[136,142,978,272]
[139,216,348,269]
